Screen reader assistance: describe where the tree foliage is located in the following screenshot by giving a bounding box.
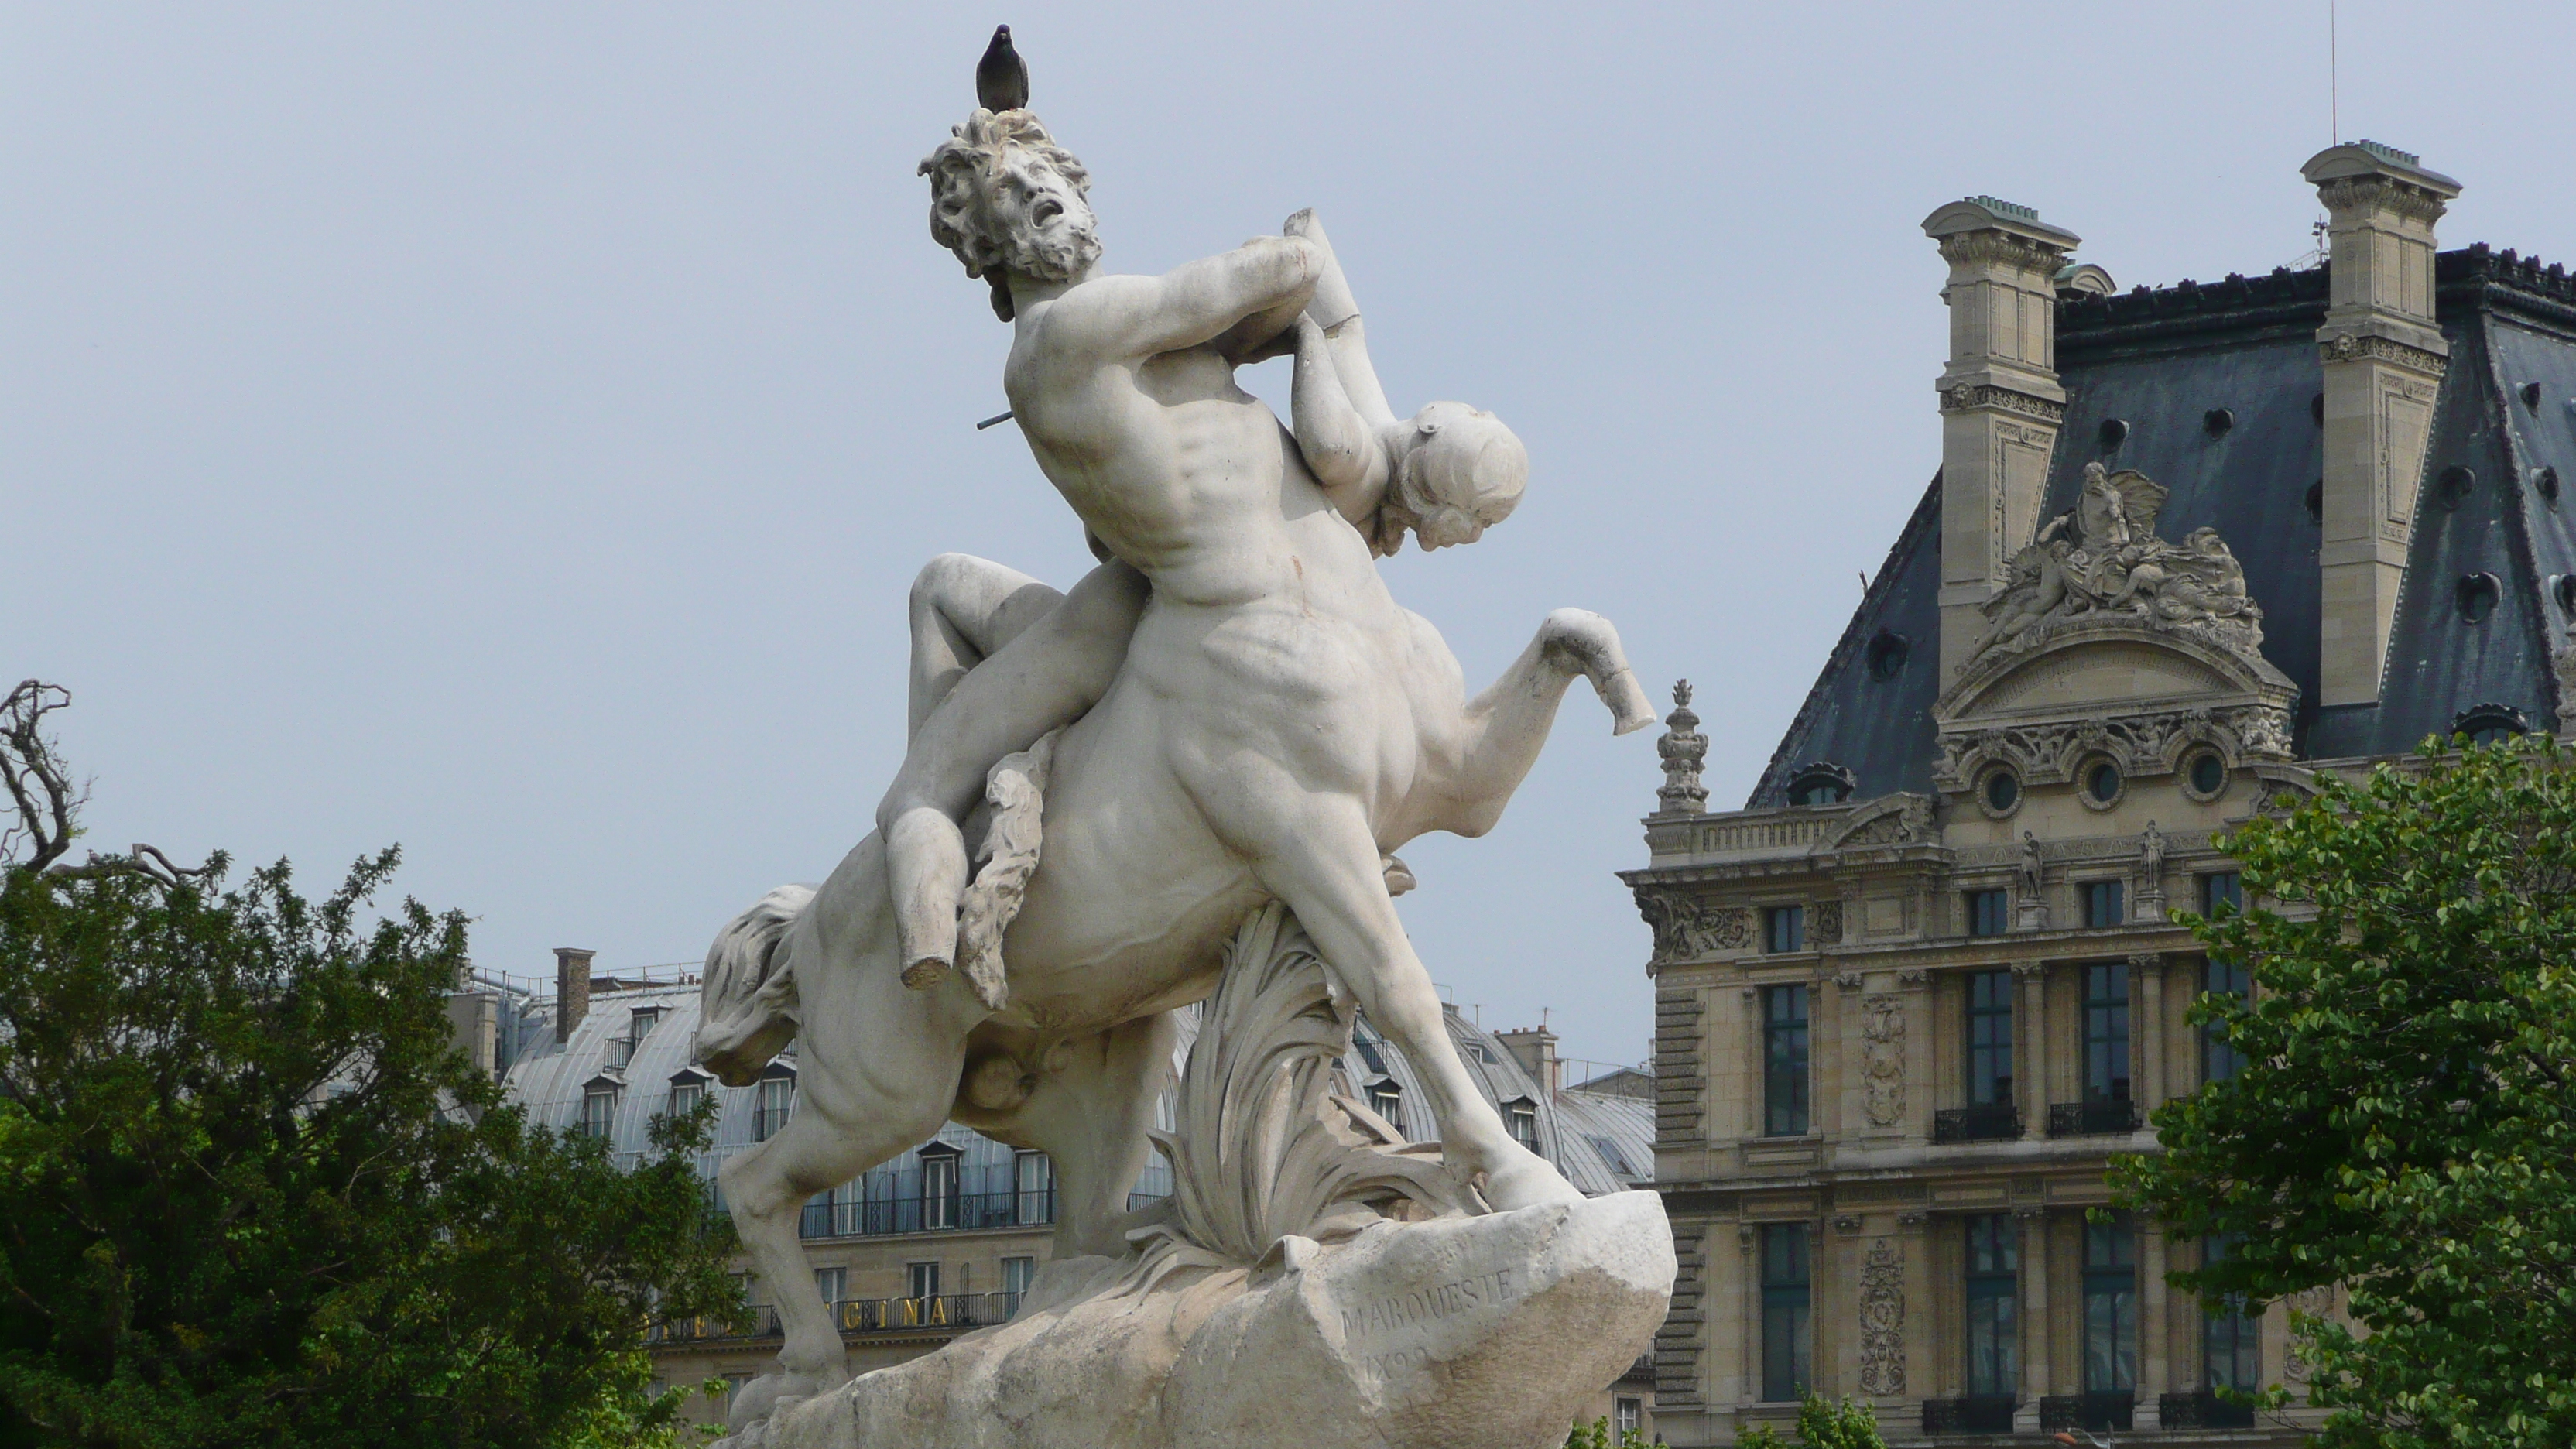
[0,683,742,1447]
[1728,1394,1887,1449]
[2115,735,2576,1449]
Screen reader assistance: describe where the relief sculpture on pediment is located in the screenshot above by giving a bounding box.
[1971,462,2266,666]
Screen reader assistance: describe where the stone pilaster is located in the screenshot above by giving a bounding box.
[1922,197,2082,683]
[2138,1223,2170,1428]
[2012,1206,2050,1432]
[2304,141,2461,705]
[2012,961,2046,1126]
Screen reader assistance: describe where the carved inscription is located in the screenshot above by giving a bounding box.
[1341,1266,1522,1344]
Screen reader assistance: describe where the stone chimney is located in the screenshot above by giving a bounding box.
[2304,141,2461,706]
[554,947,596,1039]
[1494,1023,1561,1095]
[1922,197,2084,683]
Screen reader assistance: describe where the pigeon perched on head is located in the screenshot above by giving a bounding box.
[976,25,1028,112]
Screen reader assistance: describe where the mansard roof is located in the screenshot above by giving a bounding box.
[1750,245,2576,807]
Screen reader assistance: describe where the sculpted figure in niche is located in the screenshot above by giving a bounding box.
[698,102,1654,1410]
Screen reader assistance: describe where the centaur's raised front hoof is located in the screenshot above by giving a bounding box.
[1601,666,1655,735]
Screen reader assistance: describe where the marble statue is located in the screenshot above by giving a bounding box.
[1971,462,2266,664]
[691,97,1668,1447]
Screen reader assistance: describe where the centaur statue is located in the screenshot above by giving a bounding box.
[693,104,1651,1420]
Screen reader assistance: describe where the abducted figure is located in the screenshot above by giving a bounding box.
[879,188,1540,1002]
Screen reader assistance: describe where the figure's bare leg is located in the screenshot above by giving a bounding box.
[883,560,1149,981]
[963,1015,1176,1259]
[1410,609,1652,841]
[1221,789,1578,1212]
[907,553,1066,738]
[718,1048,960,1415]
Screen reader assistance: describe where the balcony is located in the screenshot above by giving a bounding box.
[2040,1392,2133,1431]
[1933,1105,2023,1143]
[1921,1396,2016,1434]
[649,1290,1029,1345]
[2160,1390,2257,1428]
[2047,1099,2143,1137]
[800,1188,1054,1239]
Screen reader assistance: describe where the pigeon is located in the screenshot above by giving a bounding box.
[975,25,1028,113]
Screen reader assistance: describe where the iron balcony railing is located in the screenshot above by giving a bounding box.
[648,1290,1030,1345]
[1933,1105,2023,1143]
[800,1188,1054,1239]
[2040,1392,2134,1431]
[2047,1099,2143,1137]
[1920,1396,2016,1434]
[2159,1390,2256,1428]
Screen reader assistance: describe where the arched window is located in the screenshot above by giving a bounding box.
[1786,762,1856,807]
[2451,703,2530,747]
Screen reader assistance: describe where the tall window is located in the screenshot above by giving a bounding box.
[1966,969,2015,1108]
[2084,880,2126,928]
[1001,1255,1036,1312]
[812,1266,845,1307]
[1762,985,1810,1136]
[754,1077,793,1142]
[1759,1224,1812,1402]
[1615,1398,1642,1436]
[2199,872,2243,916]
[1506,1099,1540,1153]
[921,1150,960,1230]
[664,1077,704,1120]
[1764,905,1806,954]
[580,1084,618,1139]
[1014,1150,1054,1225]
[907,1261,940,1302]
[1967,888,2010,938]
[1367,1081,1404,1135]
[2202,1235,2259,1393]
[2083,963,2132,1105]
[2203,957,2251,1084]
[1964,1214,2019,1397]
[2083,1217,2139,1392]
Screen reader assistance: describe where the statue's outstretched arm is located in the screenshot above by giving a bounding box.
[1057,236,1320,361]
[1291,317,1388,519]
[1283,209,1396,430]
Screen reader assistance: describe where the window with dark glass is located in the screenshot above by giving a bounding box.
[754,1076,794,1142]
[1966,970,2014,1108]
[920,1151,959,1231]
[1964,1214,2019,1397]
[1967,888,2010,937]
[580,1084,618,1139]
[907,1260,940,1302]
[1762,985,1810,1136]
[2084,963,2132,1105]
[2188,751,2227,795]
[2199,872,2242,916]
[1759,1224,1811,1402]
[1506,1099,1540,1153]
[2083,880,2125,928]
[2083,1217,2138,1392]
[1367,1081,1403,1134]
[1764,905,1805,954]
[2203,957,2251,1085]
[2202,1234,2259,1394]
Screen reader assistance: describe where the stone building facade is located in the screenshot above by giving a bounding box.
[459,947,1658,1435]
[1629,142,2576,1445]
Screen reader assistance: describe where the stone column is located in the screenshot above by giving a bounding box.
[1921,197,2082,684]
[1896,1211,1932,1412]
[2013,1206,2050,1431]
[1738,1222,1759,1407]
[2012,962,2046,1131]
[2137,1223,2169,1427]
[2132,952,2166,1116]
[2303,141,2460,706]
[1900,970,1933,1146]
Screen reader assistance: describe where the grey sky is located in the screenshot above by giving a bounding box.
[11,3,2573,1067]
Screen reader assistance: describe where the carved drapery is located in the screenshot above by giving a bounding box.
[1857,1238,1906,1395]
[1862,995,1906,1128]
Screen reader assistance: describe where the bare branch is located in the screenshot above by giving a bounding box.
[2,680,82,874]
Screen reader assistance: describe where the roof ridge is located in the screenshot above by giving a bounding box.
[1748,470,1944,808]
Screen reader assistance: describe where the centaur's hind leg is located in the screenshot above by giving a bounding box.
[1408,608,1653,840]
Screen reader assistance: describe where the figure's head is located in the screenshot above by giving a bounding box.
[920,108,1101,320]
[1378,402,1528,553]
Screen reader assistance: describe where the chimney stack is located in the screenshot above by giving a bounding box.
[1923,197,2084,683]
[2304,141,2461,706]
[553,947,595,1038]
[1494,1024,1562,1095]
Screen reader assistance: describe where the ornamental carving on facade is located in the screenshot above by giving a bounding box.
[1969,463,2266,667]
[1857,1238,1906,1396]
[1813,899,1845,945]
[1632,888,1749,962]
[1862,995,1906,1128]
[1933,702,2291,790]
[1654,680,1709,815]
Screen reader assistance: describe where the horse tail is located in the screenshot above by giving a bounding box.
[694,882,817,1087]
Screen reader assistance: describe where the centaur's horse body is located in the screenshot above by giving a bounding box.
[704,487,1649,1410]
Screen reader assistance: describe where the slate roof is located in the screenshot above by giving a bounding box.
[1750,245,2576,807]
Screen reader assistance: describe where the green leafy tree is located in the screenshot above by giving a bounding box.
[2115,735,2576,1448]
[1566,1413,1649,1448]
[1726,1395,1885,1449]
[0,682,743,1447]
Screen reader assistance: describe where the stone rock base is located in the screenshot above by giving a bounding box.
[731,1190,1673,1449]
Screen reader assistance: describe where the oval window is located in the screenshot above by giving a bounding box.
[1983,769,2020,813]
[2085,761,2122,803]
[2189,752,2225,796]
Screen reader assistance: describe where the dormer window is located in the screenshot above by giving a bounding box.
[1367,1080,1404,1134]
[580,1075,622,1140]
[2451,703,2530,746]
[1504,1097,1540,1154]
[664,1066,711,1122]
[753,1063,796,1142]
[919,1142,963,1230]
[1787,762,1856,807]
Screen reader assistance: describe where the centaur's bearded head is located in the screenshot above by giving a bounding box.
[920,109,1101,321]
